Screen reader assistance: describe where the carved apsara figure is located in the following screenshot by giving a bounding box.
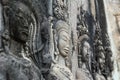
[55,20,71,68]
[76,9,93,80]
[0,0,46,79]
[49,20,74,80]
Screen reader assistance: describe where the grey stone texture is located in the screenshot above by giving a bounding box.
[0,0,114,80]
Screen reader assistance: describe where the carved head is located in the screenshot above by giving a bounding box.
[82,41,90,62]
[99,54,105,68]
[79,35,90,64]
[55,20,70,57]
[7,1,36,43]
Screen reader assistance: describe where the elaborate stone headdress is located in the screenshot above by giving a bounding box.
[55,20,69,34]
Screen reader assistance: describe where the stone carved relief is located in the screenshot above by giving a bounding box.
[48,20,73,80]
[53,0,68,20]
[0,0,113,80]
[55,20,70,67]
[76,5,94,80]
[93,25,106,80]
[0,0,46,80]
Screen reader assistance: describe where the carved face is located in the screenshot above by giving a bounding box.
[9,2,35,43]
[82,41,90,62]
[99,52,105,70]
[58,31,70,57]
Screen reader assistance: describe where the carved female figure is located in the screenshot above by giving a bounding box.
[55,20,70,68]
[49,20,74,80]
[0,0,45,80]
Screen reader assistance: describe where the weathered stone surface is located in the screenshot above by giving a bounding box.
[0,0,114,80]
[76,68,93,80]
[0,52,44,80]
[103,0,120,80]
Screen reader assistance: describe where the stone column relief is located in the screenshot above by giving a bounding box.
[0,0,115,80]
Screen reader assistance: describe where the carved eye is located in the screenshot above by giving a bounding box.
[62,38,67,42]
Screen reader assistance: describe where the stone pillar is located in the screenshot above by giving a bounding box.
[68,0,78,79]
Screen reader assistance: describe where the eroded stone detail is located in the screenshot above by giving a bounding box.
[0,0,113,80]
